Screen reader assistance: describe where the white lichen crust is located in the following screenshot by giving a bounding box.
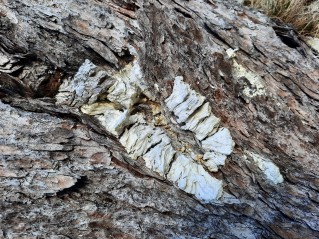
[232,61,266,98]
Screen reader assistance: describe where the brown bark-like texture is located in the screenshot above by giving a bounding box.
[0,0,318,238]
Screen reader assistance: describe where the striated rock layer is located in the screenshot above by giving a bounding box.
[0,0,318,238]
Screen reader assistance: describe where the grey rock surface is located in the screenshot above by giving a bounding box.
[0,0,319,238]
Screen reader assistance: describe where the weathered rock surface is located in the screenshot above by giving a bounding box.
[0,0,318,238]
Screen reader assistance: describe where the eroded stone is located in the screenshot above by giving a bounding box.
[43,175,77,191]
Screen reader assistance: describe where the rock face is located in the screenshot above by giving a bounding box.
[67,60,234,202]
[0,0,319,238]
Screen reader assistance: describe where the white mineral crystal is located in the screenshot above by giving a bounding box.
[165,77,222,141]
[165,76,205,123]
[181,102,210,130]
[201,128,234,155]
[202,152,227,172]
[0,53,9,66]
[194,114,220,140]
[165,76,190,111]
[107,61,143,109]
[68,59,238,203]
[96,110,130,137]
[172,90,205,123]
[107,78,139,109]
[81,103,129,136]
[306,37,319,52]
[0,5,18,24]
[181,103,220,140]
[226,48,239,59]
[120,124,166,159]
[143,136,176,176]
[247,152,284,184]
[167,154,223,202]
[81,102,119,115]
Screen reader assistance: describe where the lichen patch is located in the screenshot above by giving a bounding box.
[306,37,319,53]
[233,61,266,98]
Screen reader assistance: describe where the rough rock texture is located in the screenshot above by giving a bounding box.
[0,0,319,238]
